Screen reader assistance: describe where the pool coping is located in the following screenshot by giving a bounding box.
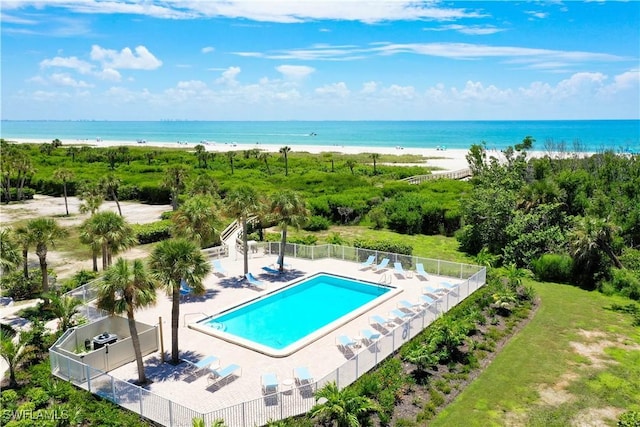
[188,271,402,357]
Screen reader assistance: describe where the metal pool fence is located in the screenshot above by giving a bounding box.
[50,243,486,427]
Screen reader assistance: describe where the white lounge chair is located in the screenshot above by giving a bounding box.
[393,262,408,278]
[261,265,281,275]
[212,259,227,276]
[294,366,314,385]
[360,255,376,269]
[374,258,390,271]
[423,285,448,297]
[207,364,241,387]
[336,335,358,352]
[398,300,419,312]
[370,314,393,329]
[274,255,291,270]
[262,373,278,394]
[415,263,430,280]
[245,273,266,290]
[390,308,413,322]
[420,295,436,306]
[183,355,220,377]
[360,329,381,344]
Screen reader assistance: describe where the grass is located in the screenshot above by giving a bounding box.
[290,225,474,264]
[430,280,640,426]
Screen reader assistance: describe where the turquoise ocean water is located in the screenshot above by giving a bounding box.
[1,120,638,152]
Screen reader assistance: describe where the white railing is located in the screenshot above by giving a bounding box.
[51,243,486,427]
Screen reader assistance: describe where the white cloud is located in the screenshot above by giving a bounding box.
[315,82,350,98]
[40,56,94,74]
[426,24,505,35]
[276,65,315,80]
[95,68,122,81]
[201,46,215,54]
[361,81,378,94]
[525,11,549,19]
[382,84,416,99]
[49,73,93,88]
[215,66,241,85]
[90,45,162,70]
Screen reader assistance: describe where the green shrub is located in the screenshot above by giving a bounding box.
[618,411,640,426]
[602,268,640,301]
[302,215,330,231]
[160,210,174,220]
[325,232,345,245]
[1,270,43,300]
[353,238,413,256]
[531,253,574,283]
[132,220,172,244]
[0,187,36,202]
[25,387,50,409]
[288,235,318,245]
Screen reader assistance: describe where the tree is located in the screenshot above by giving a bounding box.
[0,330,35,388]
[569,216,624,269]
[100,174,123,217]
[171,194,219,247]
[225,186,261,275]
[0,228,21,274]
[194,144,208,168]
[269,190,309,272]
[370,153,380,175]
[13,225,32,278]
[26,218,68,296]
[66,146,79,162]
[163,165,188,211]
[226,151,236,175]
[105,148,118,170]
[144,151,155,165]
[82,211,136,270]
[78,181,104,215]
[188,174,220,198]
[309,381,378,427]
[323,152,335,172]
[345,159,356,175]
[43,291,82,332]
[149,239,210,365]
[98,258,157,384]
[53,168,74,216]
[259,151,271,175]
[279,146,291,176]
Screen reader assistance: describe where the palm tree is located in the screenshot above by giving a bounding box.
[82,211,136,270]
[171,194,219,247]
[279,146,291,176]
[188,174,220,198]
[78,181,104,215]
[98,258,157,384]
[0,228,21,274]
[0,330,36,388]
[143,151,155,165]
[194,144,208,168]
[370,153,380,175]
[226,151,236,175]
[13,226,32,278]
[569,216,624,269]
[269,190,309,272]
[309,381,378,427]
[258,151,271,175]
[53,168,75,216]
[79,219,100,272]
[323,152,335,172]
[26,218,68,296]
[225,186,261,275]
[66,146,80,162]
[100,174,123,217]
[163,165,188,211]
[43,291,82,332]
[149,238,210,364]
[345,159,356,175]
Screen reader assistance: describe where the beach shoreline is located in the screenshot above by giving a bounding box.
[4,137,588,173]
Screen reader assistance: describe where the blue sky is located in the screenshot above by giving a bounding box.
[1,1,639,120]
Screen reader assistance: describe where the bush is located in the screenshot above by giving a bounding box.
[132,220,172,244]
[531,253,574,283]
[325,232,345,245]
[1,270,43,300]
[288,235,318,245]
[354,238,413,256]
[618,411,640,426]
[0,187,36,202]
[601,268,640,301]
[302,215,330,231]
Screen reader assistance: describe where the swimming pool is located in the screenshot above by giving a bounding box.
[191,273,398,357]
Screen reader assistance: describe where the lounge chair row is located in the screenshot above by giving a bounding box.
[183,355,242,387]
[360,257,432,280]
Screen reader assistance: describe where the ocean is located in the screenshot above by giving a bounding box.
[1,120,638,153]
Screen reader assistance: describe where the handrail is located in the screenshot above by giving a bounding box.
[183,312,209,327]
[401,168,472,184]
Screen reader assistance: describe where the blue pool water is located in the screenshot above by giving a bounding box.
[199,273,390,350]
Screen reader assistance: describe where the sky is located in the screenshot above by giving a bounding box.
[1,0,639,121]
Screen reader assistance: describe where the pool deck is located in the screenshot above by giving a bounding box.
[107,251,467,417]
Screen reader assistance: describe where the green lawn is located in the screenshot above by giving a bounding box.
[431,281,640,426]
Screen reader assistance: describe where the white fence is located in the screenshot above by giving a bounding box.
[50,243,486,427]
